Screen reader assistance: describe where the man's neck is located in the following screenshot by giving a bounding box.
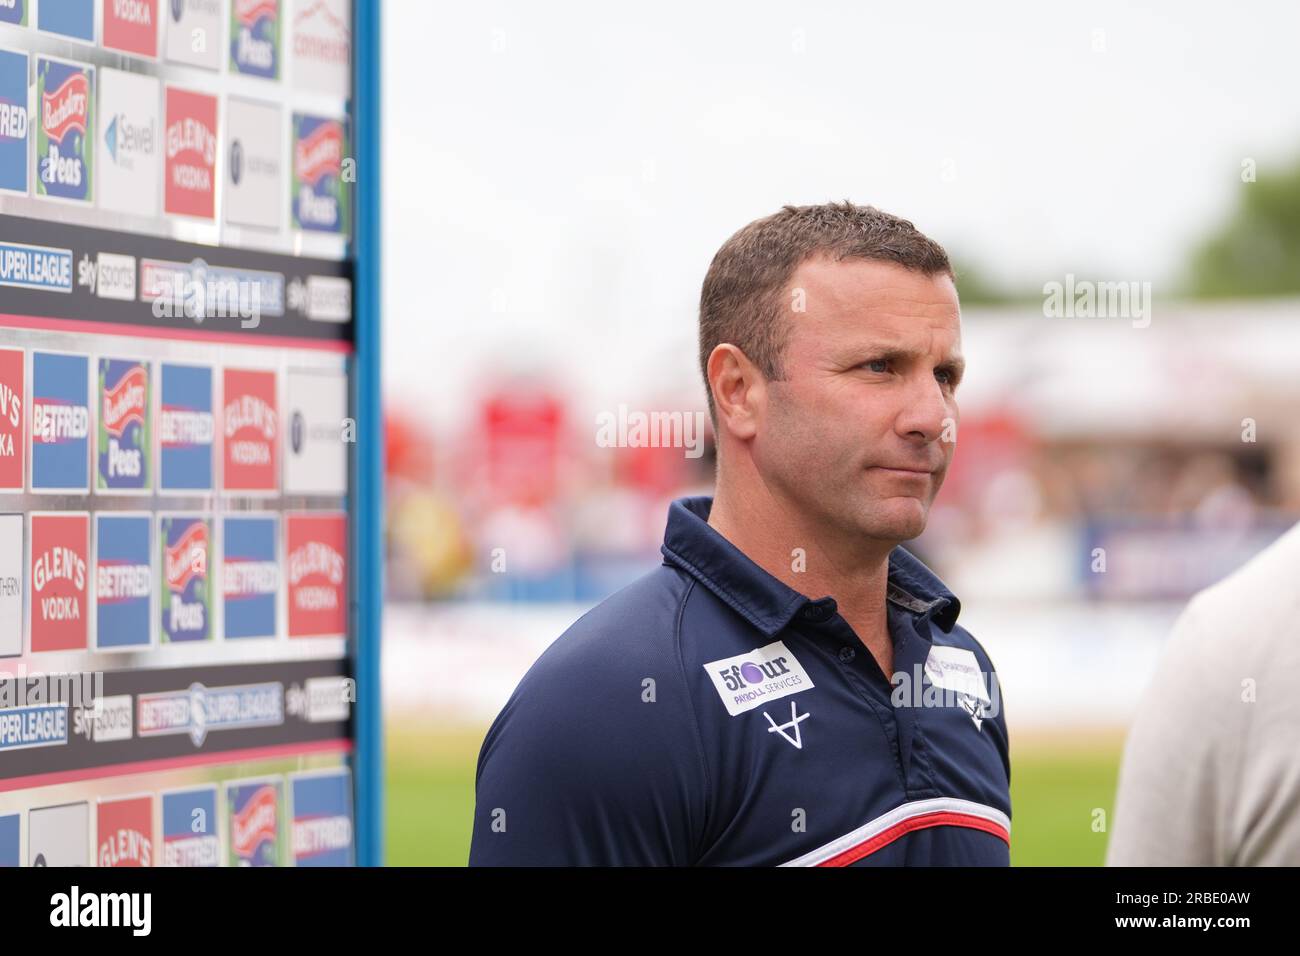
[707,486,898,675]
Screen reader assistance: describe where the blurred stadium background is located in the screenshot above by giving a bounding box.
[378,1,1300,865]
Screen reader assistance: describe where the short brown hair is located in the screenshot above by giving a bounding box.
[698,201,954,422]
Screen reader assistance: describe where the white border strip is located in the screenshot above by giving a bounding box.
[780,797,1011,867]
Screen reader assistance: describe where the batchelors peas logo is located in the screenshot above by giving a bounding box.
[231,0,279,79]
[292,114,345,233]
[37,59,93,202]
[98,360,150,490]
[161,517,210,642]
[228,782,280,866]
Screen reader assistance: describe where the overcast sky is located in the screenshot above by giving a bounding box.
[383,1,1300,424]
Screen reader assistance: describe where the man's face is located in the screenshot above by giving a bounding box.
[753,256,963,547]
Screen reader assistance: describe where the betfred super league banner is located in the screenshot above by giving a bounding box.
[36,57,94,203]
[227,778,282,866]
[160,514,211,642]
[30,351,90,492]
[230,0,280,79]
[292,113,348,234]
[98,357,151,492]
[95,513,152,650]
[159,362,215,491]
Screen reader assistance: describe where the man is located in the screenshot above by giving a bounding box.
[469,201,1011,866]
[1107,521,1300,866]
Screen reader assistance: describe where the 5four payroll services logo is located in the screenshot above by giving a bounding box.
[36,57,94,203]
[158,362,214,491]
[0,48,28,194]
[159,514,211,642]
[162,786,220,866]
[230,0,280,79]
[292,112,347,233]
[137,680,284,747]
[703,640,816,717]
[98,358,151,492]
[94,514,153,650]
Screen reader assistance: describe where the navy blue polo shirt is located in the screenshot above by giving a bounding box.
[469,495,1012,866]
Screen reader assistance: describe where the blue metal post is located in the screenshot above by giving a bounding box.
[352,0,384,867]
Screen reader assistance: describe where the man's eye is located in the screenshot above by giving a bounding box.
[864,359,889,373]
[935,369,952,385]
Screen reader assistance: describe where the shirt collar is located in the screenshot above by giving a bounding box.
[660,495,961,637]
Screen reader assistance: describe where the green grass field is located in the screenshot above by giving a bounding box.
[385,723,1126,866]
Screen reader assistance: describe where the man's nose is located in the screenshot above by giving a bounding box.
[895,375,952,442]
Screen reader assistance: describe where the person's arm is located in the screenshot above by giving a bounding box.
[468,636,709,866]
[1106,595,1234,866]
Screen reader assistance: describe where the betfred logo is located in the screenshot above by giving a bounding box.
[292,114,346,233]
[30,513,90,652]
[222,368,277,491]
[286,513,345,638]
[227,780,280,866]
[95,514,152,649]
[162,787,219,866]
[36,59,94,203]
[223,515,278,639]
[98,358,150,491]
[103,0,159,58]
[97,796,153,867]
[231,0,280,79]
[290,769,353,866]
[160,515,210,642]
[0,49,28,194]
[31,351,90,492]
[164,86,217,219]
[0,349,23,491]
[159,363,214,491]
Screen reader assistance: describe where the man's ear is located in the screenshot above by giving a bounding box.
[707,343,763,441]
